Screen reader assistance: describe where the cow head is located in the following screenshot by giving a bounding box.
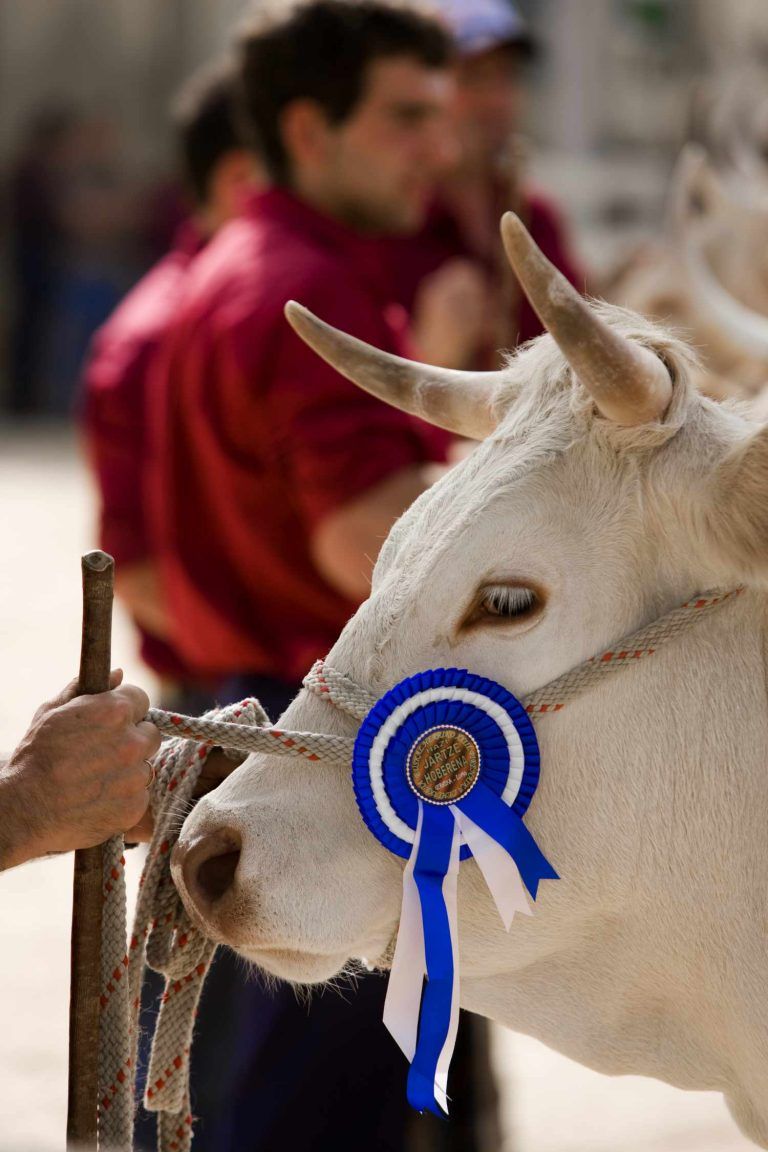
[172,218,768,1078]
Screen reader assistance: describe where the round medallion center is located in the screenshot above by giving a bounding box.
[406,726,481,805]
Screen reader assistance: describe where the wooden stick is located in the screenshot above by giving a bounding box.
[67,551,115,1149]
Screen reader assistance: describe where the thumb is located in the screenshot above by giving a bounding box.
[43,676,81,710]
[42,667,124,712]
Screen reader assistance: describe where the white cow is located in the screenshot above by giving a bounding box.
[174,214,768,1148]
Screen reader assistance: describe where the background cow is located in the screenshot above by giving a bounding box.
[605,143,768,403]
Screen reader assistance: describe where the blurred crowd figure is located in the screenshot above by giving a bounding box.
[78,2,581,1151]
[395,0,580,367]
[82,63,258,710]
[3,106,184,415]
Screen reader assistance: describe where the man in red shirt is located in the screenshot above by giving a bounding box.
[152,3,459,708]
[81,62,258,706]
[149,5,502,1150]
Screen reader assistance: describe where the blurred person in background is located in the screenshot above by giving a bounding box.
[5,106,80,415]
[80,61,259,715]
[153,0,460,703]
[78,61,260,1152]
[40,113,141,413]
[395,0,583,369]
[149,3,498,1149]
[6,108,142,416]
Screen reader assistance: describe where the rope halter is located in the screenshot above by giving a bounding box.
[146,586,742,750]
[96,587,740,1149]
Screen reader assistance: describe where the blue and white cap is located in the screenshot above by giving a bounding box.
[436,0,534,58]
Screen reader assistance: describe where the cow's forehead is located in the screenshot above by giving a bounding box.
[374,383,580,590]
[365,313,706,643]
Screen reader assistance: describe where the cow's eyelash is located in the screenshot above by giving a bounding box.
[480,585,537,619]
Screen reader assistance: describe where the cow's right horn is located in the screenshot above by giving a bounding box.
[501,212,673,426]
[284,302,506,440]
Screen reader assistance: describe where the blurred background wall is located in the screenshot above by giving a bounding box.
[2,0,768,414]
[0,1,239,163]
[518,0,768,269]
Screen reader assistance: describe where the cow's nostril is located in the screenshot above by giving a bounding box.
[180,827,242,913]
[197,849,241,904]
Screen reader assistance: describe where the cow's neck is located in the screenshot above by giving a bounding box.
[460,588,768,1147]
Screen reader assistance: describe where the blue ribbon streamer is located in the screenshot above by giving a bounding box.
[406,786,558,1114]
[457,782,559,898]
[407,804,456,1116]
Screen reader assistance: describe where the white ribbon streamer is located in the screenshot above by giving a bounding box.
[451,807,531,930]
[384,805,426,1060]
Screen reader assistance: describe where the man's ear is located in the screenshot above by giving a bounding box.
[280,99,332,174]
[705,423,768,579]
[208,150,263,223]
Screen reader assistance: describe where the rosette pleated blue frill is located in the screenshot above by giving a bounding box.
[352,668,558,1116]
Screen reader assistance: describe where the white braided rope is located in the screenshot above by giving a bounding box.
[95,587,740,1149]
[97,699,265,1151]
[99,835,133,1140]
[144,704,355,762]
[523,588,743,713]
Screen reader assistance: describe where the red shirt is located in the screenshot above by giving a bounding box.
[150,188,450,682]
[81,221,204,678]
[390,187,584,354]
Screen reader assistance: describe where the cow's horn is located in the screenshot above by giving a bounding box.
[500,212,673,425]
[284,302,506,439]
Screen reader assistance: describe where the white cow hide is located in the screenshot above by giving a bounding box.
[175,226,768,1147]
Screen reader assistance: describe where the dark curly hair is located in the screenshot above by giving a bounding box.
[236,1,454,182]
[172,59,245,205]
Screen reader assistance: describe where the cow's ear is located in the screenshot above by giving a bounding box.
[707,424,768,578]
[668,143,728,230]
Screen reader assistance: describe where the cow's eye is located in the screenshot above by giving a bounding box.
[461,583,544,631]
[480,585,537,620]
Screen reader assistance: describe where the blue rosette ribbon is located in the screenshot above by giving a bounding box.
[352,668,558,1116]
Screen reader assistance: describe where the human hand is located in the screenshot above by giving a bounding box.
[0,670,161,869]
[411,258,490,369]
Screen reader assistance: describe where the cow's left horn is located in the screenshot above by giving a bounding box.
[284,302,505,440]
[500,212,673,425]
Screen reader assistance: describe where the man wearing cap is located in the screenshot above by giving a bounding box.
[395,0,583,369]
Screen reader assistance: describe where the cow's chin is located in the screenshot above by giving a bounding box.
[233,927,397,985]
[235,944,350,985]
